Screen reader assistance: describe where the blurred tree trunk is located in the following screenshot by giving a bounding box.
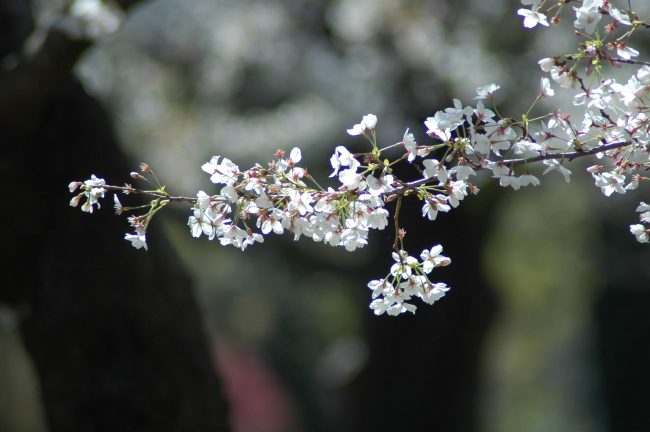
[596,216,650,432]
[0,2,230,431]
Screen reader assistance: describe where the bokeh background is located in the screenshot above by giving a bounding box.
[1,0,649,431]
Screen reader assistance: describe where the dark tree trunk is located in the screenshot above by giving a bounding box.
[0,2,230,431]
[596,216,650,432]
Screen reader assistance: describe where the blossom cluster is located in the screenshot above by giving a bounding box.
[189,146,391,253]
[68,175,106,213]
[368,247,451,316]
[68,0,650,316]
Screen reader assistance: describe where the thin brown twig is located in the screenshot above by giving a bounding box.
[610,57,650,67]
[103,185,198,203]
[392,196,402,252]
[390,140,635,196]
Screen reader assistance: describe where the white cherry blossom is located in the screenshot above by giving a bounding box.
[347,114,377,135]
[125,230,147,251]
[403,129,417,162]
[329,146,357,177]
[573,4,601,35]
[630,224,649,243]
[420,245,451,274]
[518,8,549,29]
[540,77,554,97]
[201,156,240,185]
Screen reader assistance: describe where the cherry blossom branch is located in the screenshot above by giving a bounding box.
[66,0,650,316]
[503,140,636,166]
[390,140,637,197]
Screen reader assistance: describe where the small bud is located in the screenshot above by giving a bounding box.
[68,181,82,193]
[398,228,406,239]
[275,149,286,158]
[140,163,151,173]
[130,172,145,180]
[81,200,93,213]
[69,193,83,207]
